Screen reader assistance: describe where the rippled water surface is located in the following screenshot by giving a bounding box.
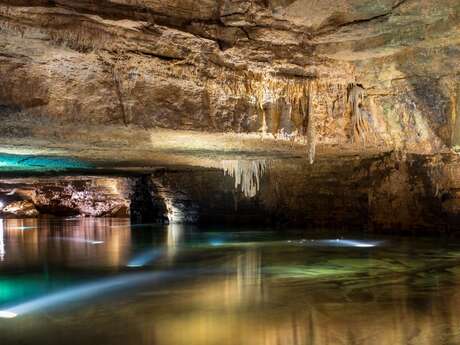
[1,218,460,345]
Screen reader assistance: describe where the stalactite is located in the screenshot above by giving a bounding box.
[222,160,268,198]
[0,19,27,38]
[278,98,295,140]
[97,53,141,126]
[347,84,374,144]
[0,17,108,52]
[306,80,316,164]
[215,71,325,163]
[111,65,129,126]
[217,71,321,146]
[451,83,460,149]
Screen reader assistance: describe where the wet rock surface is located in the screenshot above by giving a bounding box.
[0,0,459,151]
[0,1,459,231]
[0,177,130,217]
[0,152,458,231]
[147,153,460,231]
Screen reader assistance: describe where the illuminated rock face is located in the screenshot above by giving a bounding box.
[0,1,459,230]
[148,153,460,230]
[0,151,459,230]
[2,201,38,217]
[0,177,130,218]
[0,0,459,151]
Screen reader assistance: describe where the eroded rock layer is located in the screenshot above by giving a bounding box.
[0,0,459,152]
[0,1,459,230]
[0,177,130,217]
[1,152,460,232]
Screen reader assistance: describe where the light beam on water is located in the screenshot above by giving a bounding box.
[290,239,381,248]
[9,226,37,231]
[127,249,164,267]
[55,237,104,245]
[0,271,172,318]
[321,239,380,247]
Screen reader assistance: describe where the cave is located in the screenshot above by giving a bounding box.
[1,1,460,344]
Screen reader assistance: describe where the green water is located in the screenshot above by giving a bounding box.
[0,218,460,345]
[0,153,92,172]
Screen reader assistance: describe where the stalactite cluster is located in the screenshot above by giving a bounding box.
[0,19,27,37]
[0,13,364,163]
[347,84,376,144]
[222,72,315,133]
[219,72,320,162]
[222,159,268,198]
[0,18,100,52]
[306,81,316,164]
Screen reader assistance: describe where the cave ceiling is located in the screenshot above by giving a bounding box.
[0,0,459,171]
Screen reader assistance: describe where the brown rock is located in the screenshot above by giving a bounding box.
[2,200,39,217]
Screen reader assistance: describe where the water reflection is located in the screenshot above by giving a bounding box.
[0,218,131,269]
[166,223,183,260]
[0,271,175,318]
[236,249,262,304]
[0,220,4,261]
[0,220,459,345]
[127,248,164,268]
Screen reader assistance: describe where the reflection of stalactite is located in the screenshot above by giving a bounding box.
[236,249,262,303]
[222,160,268,198]
[166,223,183,260]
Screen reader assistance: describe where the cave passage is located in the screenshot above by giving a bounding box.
[1,0,460,343]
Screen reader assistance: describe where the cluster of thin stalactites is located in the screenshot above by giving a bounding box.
[1,17,376,161]
[222,160,269,198]
[220,72,318,163]
[347,84,378,144]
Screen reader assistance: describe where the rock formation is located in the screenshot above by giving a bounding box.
[0,177,130,217]
[0,0,459,230]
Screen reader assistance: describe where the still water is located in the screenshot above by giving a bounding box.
[0,218,460,345]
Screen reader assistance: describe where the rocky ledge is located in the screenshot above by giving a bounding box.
[1,0,459,153]
[0,151,459,232]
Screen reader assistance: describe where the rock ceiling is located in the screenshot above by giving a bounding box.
[0,0,459,170]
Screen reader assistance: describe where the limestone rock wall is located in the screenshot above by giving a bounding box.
[0,151,459,231]
[0,1,460,231]
[144,153,460,231]
[0,0,458,153]
[0,177,130,217]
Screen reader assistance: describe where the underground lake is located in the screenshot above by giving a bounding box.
[1,218,460,345]
[2,0,460,343]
